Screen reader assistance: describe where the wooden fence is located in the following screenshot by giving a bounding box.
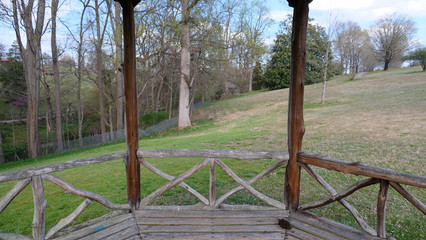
[0,150,288,239]
[297,152,426,238]
[0,150,424,239]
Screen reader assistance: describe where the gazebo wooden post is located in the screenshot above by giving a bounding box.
[116,0,141,211]
[285,0,310,211]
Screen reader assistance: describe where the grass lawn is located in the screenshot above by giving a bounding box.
[0,67,425,239]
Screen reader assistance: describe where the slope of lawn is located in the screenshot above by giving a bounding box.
[0,66,425,239]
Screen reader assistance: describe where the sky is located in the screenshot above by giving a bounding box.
[1,0,426,56]
[265,0,426,46]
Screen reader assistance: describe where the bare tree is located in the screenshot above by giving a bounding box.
[335,21,370,75]
[51,0,64,151]
[113,2,124,131]
[238,0,272,92]
[369,14,416,71]
[321,11,337,104]
[92,0,111,142]
[1,0,47,158]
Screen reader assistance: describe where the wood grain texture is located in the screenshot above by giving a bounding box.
[377,180,389,238]
[285,0,310,211]
[137,149,289,161]
[52,213,134,240]
[0,152,126,183]
[41,174,130,210]
[120,0,140,210]
[209,158,216,206]
[32,176,47,240]
[0,233,32,240]
[291,210,384,240]
[298,152,426,188]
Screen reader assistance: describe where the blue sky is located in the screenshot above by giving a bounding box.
[265,0,426,46]
[1,0,425,55]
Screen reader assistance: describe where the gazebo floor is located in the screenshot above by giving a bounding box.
[52,208,383,240]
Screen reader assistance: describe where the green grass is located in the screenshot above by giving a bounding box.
[0,66,425,239]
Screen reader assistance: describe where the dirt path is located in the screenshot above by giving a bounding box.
[354,71,367,78]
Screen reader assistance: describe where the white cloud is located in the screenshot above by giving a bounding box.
[262,37,275,46]
[310,0,426,18]
[307,0,426,31]
[268,10,292,22]
[310,0,373,11]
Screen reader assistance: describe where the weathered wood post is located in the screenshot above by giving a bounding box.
[115,0,141,210]
[284,0,311,211]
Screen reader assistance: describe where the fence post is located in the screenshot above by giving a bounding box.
[117,0,141,211]
[32,176,46,240]
[284,0,310,211]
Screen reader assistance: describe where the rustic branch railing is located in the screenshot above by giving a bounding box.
[137,149,289,209]
[0,152,129,240]
[0,150,288,239]
[1,149,424,239]
[297,152,426,239]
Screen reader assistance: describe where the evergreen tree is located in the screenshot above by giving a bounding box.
[264,18,332,90]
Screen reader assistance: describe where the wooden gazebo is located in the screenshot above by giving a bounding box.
[0,0,425,239]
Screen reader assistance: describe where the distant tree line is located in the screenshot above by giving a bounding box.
[0,0,422,161]
[0,0,272,160]
[262,13,419,90]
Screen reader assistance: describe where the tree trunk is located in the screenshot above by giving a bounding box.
[0,128,4,164]
[95,0,107,143]
[41,79,54,133]
[114,2,124,131]
[321,43,329,104]
[51,0,63,151]
[12,0,46,159]
[247,62,254,92]
[178,0,192,129]
[155,78,164,112]
[76,0,89,148]
[384,59,390,71]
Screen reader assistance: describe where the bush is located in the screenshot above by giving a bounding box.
[139,111,169,129]
[1,143,27,162]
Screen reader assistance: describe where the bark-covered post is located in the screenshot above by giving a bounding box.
[284,0,310,211]
[116,0,141,210]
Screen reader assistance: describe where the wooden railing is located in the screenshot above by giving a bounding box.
[0,149,289,239]
[136,149,289,209]
[297,152,426,239]
[1,149,424,239]
[0,152,129,240]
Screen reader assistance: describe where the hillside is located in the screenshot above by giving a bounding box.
[0,66,425,239]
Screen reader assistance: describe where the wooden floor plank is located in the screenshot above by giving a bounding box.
[291,211,382,240]
[135,209,289,218]
[54,213,133,240]
[140,232,285,239]
[54,208,386,240]
[80,216,137,240]
[286,227,325,240]
[139,224,283,233]
[103,224,140,240]
[138,217,279,225]
[289,217,347,240]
